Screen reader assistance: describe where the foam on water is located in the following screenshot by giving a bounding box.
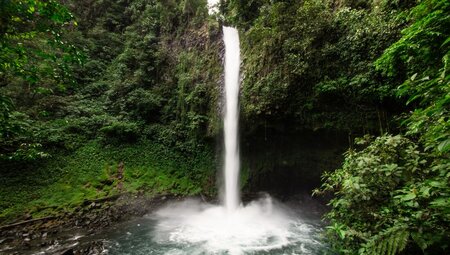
[151,197,320,255]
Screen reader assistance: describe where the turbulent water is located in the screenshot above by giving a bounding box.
[99,196,326,255]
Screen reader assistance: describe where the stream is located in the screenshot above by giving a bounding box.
[2,194,328,255]
[98,197,326,255]
[69,195,327,255]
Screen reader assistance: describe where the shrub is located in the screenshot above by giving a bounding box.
[99,120,140,143]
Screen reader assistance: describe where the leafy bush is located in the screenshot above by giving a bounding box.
[316,135,449,254]
[0,109,49,161]
[124,88,162,122]
[99,120,140,143]
[317,0,450,254]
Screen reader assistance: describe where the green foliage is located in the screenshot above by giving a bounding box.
[0,95,20,139]
[0,0,82,92]
[227,0,268,28]
[360,225,410,255]
[318,1,450,253]
[0,0,220,224]
[0,0,83,160]
[0,103,49,160]
[0,0,221,157]
[317,134,449,254]
[72,0,221,145]
[0,140,216,223]
[376,0,450,155]
[232,0,408,132]
[167,48,221,139]
[99,120,140,143]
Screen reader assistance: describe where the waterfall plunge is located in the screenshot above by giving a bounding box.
[223,26,241,212]
[148,10,323,255]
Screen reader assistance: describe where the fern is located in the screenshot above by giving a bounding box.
[361,225,409,255]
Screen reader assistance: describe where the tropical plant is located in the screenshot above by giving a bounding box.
[317,0,450,253]
[0,0,82,160]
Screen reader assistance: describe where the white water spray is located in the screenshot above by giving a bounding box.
[223,26,241,212]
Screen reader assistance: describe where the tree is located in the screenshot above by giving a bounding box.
[0,0,82,160]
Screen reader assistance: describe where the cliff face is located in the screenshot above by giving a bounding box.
[230,0,410,136]
[241,126,347,197]
[60,0,226,148]
[221,0,413,194]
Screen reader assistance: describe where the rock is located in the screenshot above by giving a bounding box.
[61,248,74,255]
[82,240,106,254]
[0,194,174,254]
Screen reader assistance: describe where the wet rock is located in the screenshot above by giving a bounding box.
[0,194,176,254]
[61,248,74,255]
[72,240,106,255]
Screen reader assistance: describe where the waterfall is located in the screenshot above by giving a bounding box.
[145,5,325,254]
[223,26,241,212]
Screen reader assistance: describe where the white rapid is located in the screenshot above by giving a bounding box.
[151,197,323,255]
[223,26,241,212]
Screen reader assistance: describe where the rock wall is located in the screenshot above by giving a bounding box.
[241,126,348,198]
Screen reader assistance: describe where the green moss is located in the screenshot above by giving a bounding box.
[0,139,216,224]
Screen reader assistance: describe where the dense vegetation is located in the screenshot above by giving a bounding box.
[228,0,413,134]
[221,0,450,253]
[312,0,450,254]
[1,0,449,254]
[1,0,220,222]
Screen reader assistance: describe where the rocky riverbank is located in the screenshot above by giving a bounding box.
[0,194,180,254]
